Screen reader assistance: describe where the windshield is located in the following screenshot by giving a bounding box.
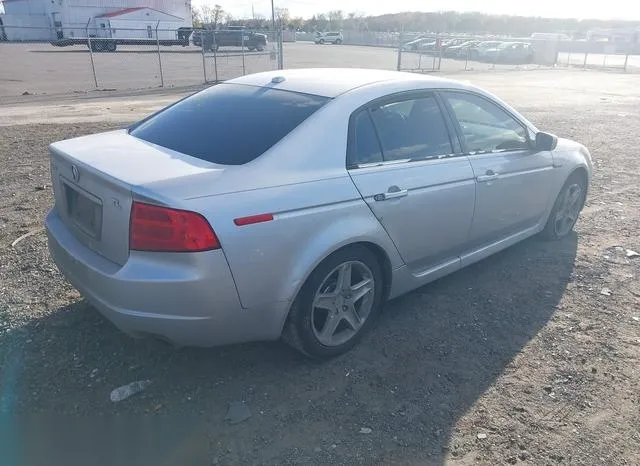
[130,84,329,165]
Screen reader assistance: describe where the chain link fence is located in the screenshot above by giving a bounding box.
[0,25,283,98]
[396,32,640,74]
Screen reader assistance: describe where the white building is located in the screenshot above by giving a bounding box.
[0,0,191,41]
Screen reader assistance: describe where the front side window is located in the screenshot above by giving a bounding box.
[369,95,453,161]
[443,92,529,153]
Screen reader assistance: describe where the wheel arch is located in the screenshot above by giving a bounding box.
[291,238,396,303]
[277,232,400,336]
[539,163,590,237]
[569,165,589,186]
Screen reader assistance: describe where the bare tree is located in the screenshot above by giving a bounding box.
[275,7,290,26]
[212,4,225,28]
[327,10,344,29]
[191,6,204,28]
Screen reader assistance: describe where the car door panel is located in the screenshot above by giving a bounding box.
[467,150,555,246]
[350,159,476,272]
[440,90,555,248]
[347,93,476,274]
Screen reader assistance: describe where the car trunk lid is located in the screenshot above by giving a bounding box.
[49,130,222,265]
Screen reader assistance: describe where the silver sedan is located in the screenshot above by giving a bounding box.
[45,69,592,358]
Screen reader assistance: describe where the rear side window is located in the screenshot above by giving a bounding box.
[130,84,329,165]
[349,111,383,166]
[370,95,453,161]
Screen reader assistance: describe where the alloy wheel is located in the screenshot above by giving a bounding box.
[554,183,583,237]
[311,261,375,347]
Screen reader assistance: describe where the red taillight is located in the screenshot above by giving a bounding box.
[129,202,220,252]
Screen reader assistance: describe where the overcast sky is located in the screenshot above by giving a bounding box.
[193,0,640,21]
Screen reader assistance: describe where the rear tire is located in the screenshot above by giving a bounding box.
[541,172,587,240]
[335,39,342,44]
[283,245,384,359]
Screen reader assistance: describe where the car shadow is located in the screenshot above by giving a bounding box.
[2,234,577,465]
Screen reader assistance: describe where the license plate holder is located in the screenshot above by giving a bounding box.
[64,182,103,239]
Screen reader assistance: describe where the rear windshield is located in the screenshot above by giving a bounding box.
[130,83,329,165]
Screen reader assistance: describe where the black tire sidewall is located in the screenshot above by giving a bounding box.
[290,246,384,359]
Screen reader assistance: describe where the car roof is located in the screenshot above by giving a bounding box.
[227,68,461,98]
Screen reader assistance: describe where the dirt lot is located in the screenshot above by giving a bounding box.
[1,69,639,465]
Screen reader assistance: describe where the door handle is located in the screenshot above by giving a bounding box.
[374,189,408,201]
[477,171,499,183]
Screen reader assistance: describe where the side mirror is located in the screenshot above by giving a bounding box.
[535,132,558,151]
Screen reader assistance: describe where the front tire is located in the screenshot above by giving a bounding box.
[335,39,342,44]
[283,245,384,359]
[319,39,325,44]
[541,172,587,240]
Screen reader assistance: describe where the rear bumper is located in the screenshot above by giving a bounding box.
[45,209,288,346]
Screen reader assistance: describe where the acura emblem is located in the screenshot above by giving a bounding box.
[71,164,80,182]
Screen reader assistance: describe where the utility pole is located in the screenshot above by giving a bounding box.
[252,4,255,20]
[271,0,276,30]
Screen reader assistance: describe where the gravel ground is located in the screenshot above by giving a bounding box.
[1,70,639,465]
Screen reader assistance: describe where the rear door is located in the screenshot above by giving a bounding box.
[440,90,555,248]
[347,92,476,273]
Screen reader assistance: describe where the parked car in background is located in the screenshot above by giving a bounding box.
[445,40,481,58]
[315,31,343,44]
[46,68,591,358]
[531,32,571,41]
[196,26,267,52]
[482,42,534,64]
[440,38,469,52]
[470,41,503,60]
[402,37,435,51]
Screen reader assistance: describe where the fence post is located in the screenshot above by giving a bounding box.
[396,32,403,71]
[432,33,438,71]
[278,26,284,70]
[465,46,469,71]
[213,34,218,81]
[201,31,207,83]
[241,30,246,75]
[624,54,629,72]
[85,22,98,88]
[583,52,588,68]
[155,21,164,87]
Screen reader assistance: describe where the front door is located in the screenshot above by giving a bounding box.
[440,91,555,248]
[347,92,476,273]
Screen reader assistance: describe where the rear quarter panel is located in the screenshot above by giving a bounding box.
[184,176,403,310]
